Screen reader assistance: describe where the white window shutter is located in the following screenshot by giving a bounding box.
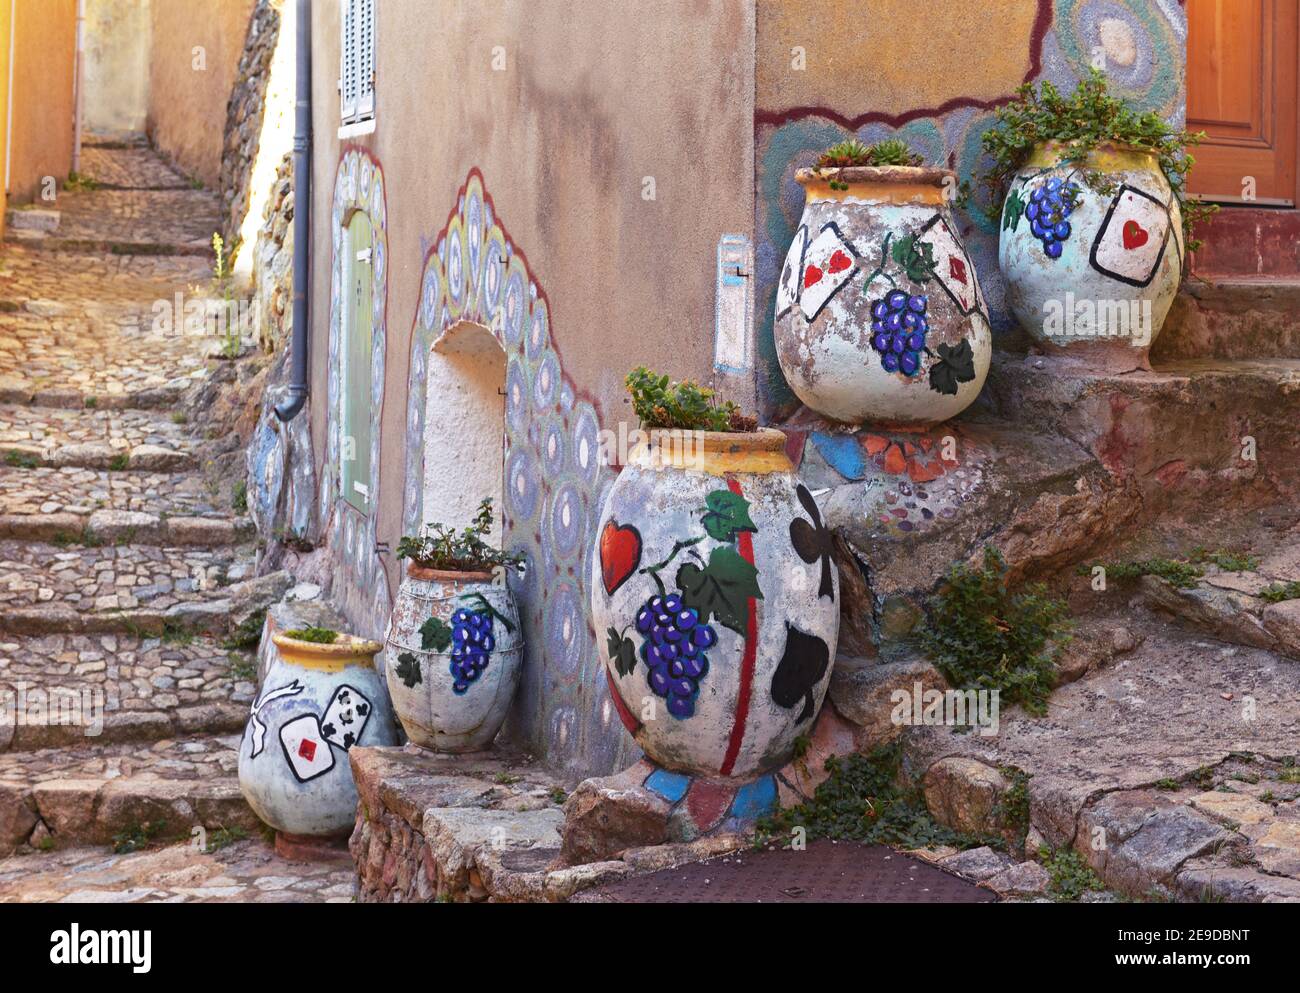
[356,0,375,120]
[340,0,358,122]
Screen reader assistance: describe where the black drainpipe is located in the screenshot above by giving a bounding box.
[275,0,312,422]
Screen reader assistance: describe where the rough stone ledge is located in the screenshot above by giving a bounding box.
[348,746,747,903]
[0,511,253,546]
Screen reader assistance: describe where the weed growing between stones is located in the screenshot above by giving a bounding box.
[755,743,997,851]
[1188,547,1260,572]
[1262,581,1300,604]
[1079,556,1203,588]
[227,652,257,681]
[112,820,166,855]
[4,450,38,469]
[204,826,249,854]
[997,766,1032,851]
[223,608,266,651]
[161,621,195,646]
[919,547,1072,715]
[232,478,248,513]
[107,453,130,472]
[1039,846,1105,901]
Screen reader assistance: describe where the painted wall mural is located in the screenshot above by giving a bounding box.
[323,147,392,639]
[754,0,1189,412]
[402,170,634,776]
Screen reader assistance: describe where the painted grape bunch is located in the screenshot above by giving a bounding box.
[870,289,929,377]
[449,608,496,694]
[634,592,718,719]
[1026,178,1081,259]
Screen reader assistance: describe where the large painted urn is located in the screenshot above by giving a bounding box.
[774,165,992,425]
[238,630,397,841]
[591,428,840,780]
[385,564,523,752]
[999,141,1185,359]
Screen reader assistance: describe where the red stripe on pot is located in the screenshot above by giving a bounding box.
[606,667,641,735]
[719,475,758,777]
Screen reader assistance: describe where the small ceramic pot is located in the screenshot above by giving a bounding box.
[590,428,840,779]
[385,564,523,752]
[774,165,991,426]
[999,141,1185,360]
[238,630,397,838]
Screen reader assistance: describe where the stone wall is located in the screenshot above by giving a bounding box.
[219,0,283,259]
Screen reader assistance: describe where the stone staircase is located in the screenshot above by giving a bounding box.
[0,142,270,859]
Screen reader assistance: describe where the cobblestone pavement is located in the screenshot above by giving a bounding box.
[0,141,326,900]
[0,838,354,903]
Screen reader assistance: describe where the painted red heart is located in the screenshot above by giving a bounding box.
[949,256,968,285]
[828,249,852,274]
[803,264,824,288]
[600,520,642,596]
[1122,219,1149,250]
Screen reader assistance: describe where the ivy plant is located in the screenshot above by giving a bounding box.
[974,68,1216,251]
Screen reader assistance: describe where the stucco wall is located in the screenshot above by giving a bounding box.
[147,0,255,187]
[753,0,1188,414]
[8,0,77,203]
[308,0,755,777]
[84,0,151,136]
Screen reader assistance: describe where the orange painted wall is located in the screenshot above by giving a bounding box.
[0,0,11,236]
[8,0,77,204]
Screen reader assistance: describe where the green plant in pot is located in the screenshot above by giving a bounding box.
[978,69,1216,358]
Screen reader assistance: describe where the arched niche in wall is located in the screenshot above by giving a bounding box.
[420,319,506,543]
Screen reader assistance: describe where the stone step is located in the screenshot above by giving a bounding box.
[0,380,191,411]
[0,509,254,547]
[4,233,212,257]
[0,569,291,638]
[0,466,246,523]
[984,355,1300,518]
[0,537,254,613]
[0,734,259,854]
[4,207,59,233]
[0,632,253,754]
[1155,279,1300,362]
[0,401,198,461]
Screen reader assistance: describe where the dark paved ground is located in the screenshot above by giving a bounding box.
[572,841,998,903]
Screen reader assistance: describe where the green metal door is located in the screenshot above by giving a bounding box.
[342,211,373,513]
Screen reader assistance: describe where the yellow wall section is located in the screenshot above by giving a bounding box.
[755,0,1041,112]
[8,0,77,204]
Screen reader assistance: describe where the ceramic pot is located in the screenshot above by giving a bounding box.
[384,564,523,752]
[238,630,397,838]
[590,428,840,779]
[999,141,1185,358]
[774,165,991,426]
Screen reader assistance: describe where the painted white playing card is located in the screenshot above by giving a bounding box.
[799,222,860,322]
[1089,184,1170,287]
[279,714,336,782]
[775,223,808,319]
[917,214,980,314]
[320,684,373,751]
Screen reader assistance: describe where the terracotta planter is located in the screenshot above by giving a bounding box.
[999,141,1185,360]
[774,165,991,426]
[384,563,523,752]
[590,428,840,779]
[238,630,397,838]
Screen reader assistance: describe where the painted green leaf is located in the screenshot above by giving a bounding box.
[419,616,452,652]
[394,652,423,689]
[606,626,637,677]
[700,489,757,543]
[676,546,762,636]
[891,233,938,284]
[1002,187,1025,232]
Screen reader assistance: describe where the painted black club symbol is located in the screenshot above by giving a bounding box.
[770,623,830,724]
[790,483,834,601]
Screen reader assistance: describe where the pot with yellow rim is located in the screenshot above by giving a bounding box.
[774,165,991,426]
[591,427,839,780]
[384,563,523,752]
[999,141,1185,360]
[237,629,397,840]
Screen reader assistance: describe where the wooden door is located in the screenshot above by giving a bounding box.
[342,211,373,514]
[1186,0,1299,205]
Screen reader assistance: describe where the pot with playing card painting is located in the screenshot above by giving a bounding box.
[998,141,1184,364]
[238,628,397,847]
[773,148,991,427]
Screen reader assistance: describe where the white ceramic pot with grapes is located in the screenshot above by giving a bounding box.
[238,627,398,845]
[773,143,991,426]
[385,502,523,752]
[591,398,840,779]
[998,140,1184,359]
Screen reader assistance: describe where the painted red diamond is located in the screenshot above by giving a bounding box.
[298,738,317,761]
[949,256,968,284]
